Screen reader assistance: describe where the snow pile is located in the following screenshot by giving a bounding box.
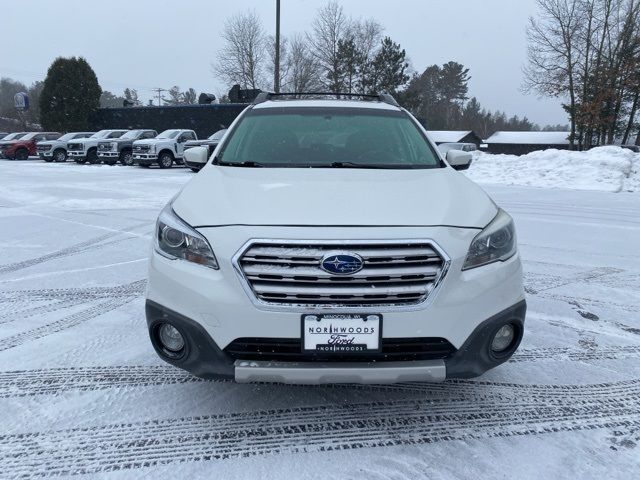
[465,146,640,193]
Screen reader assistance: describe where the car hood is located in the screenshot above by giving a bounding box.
[134,139,169,146]
[173,166,497,228]
[68,137,96,143]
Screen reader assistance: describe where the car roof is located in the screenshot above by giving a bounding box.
[252,99,402,111]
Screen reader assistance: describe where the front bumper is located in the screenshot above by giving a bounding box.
[68,151,86,159]
[145,225,526,384]
[98,152,118,158]
[134,154,158,165]
[146,299,526,383]
[38,151,53,159]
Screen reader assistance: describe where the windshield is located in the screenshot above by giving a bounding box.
[57,133,78,141]
[3,132,26,140]
[120,130,142,139]
[208,129,227,141]
[21,132,38,140]
[90,130,109,138]
[217,108,441,169]
[157,129,180,139]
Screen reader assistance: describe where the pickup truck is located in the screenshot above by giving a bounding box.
[183,129,227,171]
[98,129,157,165]
[132,129,197,168]
[37,132,95,162]
[67,130,128,164]
[0,132,61,160]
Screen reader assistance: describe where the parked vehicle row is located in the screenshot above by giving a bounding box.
[0,129,228,170]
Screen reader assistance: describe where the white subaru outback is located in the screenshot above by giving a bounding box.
[146,93,525,384]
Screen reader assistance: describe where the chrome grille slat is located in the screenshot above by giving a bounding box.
[236,240,447,308]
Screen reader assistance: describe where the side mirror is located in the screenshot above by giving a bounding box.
[446,150,473,171]
[183,146,209,166]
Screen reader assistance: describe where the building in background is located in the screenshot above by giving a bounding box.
[427,130,482,147]
[484,131,570,155]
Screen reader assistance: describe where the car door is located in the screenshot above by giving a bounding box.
[176,131,195,157]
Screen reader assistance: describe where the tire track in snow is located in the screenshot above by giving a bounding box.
[0,280,146,352]
[0,298,88,326]
[0,380,637,477]
[0,221,149,275]
[0,282,147,303]
[1,344,639,398]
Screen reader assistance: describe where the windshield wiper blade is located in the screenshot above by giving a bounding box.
[220,160,265,167]
[326,162,396,169]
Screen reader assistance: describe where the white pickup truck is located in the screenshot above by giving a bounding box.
[67,130,128,164]
[132,129,197,168]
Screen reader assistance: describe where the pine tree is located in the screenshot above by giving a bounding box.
[39,57,101,131]
[370,37,409,94]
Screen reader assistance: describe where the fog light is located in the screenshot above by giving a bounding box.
[158,323,185,352]
[491,324,515,353]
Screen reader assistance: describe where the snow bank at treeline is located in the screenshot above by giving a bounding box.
[465,146,639,193]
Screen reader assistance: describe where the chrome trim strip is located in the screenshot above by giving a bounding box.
[231,238,451,313]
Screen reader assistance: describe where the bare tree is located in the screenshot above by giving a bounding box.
[287,34,322,92]
[352,18,384,93]
[307,1,351,93]
[524,0,582,148]
[214,10,267,90]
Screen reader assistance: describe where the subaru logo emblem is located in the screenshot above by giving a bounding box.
[320,252,364,275]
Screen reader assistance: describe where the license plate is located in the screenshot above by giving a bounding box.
[302,313,382,354]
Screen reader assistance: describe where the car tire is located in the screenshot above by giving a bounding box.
[15,149,29,160]
[53,149,67,162]
[86,149,99,164]
[104,159,117,166]
[158,152,174,169]
[120,150,134,166]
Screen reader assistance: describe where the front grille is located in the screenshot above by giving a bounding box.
[36,145,51,152]
[236,241,447,308]
[225,337,456,362]
[67,143,82,150]
[97,142,113,151]
[134,144,150,152]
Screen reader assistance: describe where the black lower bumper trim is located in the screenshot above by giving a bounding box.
[444,300,526,378]
[145,300,234,379]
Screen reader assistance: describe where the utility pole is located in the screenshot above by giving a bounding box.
[152,88,166,106]
[274,0,281,93]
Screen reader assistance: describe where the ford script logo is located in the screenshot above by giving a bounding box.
[320,253,364,275]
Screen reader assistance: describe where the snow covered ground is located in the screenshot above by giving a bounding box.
[0,160,639,479]
[466,146,640,193]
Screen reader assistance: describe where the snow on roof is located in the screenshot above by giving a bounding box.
[485,131,570,145]
[426,131,473,143]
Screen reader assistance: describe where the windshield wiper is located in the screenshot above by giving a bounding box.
[219,160,265,168]
[324,162,401,169]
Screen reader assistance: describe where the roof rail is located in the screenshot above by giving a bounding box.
[252,92,400,107]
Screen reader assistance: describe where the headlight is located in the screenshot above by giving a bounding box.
[155,203,218,269]
[149,144,156,153]
[110,142,118,151]
[463,209,517,270]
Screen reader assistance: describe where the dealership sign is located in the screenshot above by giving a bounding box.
[14,92,29,111]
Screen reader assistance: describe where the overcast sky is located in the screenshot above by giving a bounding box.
[1,0,566,126]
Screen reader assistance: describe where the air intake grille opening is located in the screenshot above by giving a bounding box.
[225,337,456,362]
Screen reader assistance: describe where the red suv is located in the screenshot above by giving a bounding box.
[0,132,61,160]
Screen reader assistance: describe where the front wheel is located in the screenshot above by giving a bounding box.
[158,152,174,169]
[15,149,29,160]
[86,149,99,164]
[53,149,67,162]
[120,151,134,166]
